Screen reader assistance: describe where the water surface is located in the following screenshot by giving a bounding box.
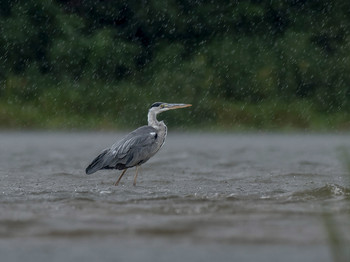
[0,132,350,262]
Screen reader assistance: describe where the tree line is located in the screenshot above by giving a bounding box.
[0,0,349,129]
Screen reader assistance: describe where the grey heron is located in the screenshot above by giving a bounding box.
[85,102,192,186]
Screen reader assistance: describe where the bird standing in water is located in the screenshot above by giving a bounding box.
[85,102,192,186]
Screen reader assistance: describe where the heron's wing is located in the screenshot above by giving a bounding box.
[86,126,158,174]
[109,126,158,167]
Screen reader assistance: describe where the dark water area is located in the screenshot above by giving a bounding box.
[0,131,350,262]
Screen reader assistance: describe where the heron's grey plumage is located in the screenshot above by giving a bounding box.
[85,102,191,185]
[86,125,164,174]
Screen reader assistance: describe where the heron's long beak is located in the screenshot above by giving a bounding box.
[166,103,192,110]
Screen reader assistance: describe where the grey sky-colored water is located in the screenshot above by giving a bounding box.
[0,131,350,262]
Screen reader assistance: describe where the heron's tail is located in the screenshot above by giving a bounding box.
[85,149,109,175]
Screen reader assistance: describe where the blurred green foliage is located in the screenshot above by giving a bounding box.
[0,0,350,130]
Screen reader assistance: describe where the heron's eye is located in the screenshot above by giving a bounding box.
[160,104,164,108]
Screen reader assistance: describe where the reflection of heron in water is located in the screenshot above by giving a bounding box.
[85,102,192,186]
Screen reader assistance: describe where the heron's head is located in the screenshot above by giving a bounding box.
[149,102,192,114]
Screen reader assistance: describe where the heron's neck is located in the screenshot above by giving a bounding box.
[148,110,166,130]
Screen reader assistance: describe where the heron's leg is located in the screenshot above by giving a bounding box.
[133,166,140,186]
[114,169,128,186]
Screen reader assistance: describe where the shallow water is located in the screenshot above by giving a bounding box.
[0,131,350,262]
